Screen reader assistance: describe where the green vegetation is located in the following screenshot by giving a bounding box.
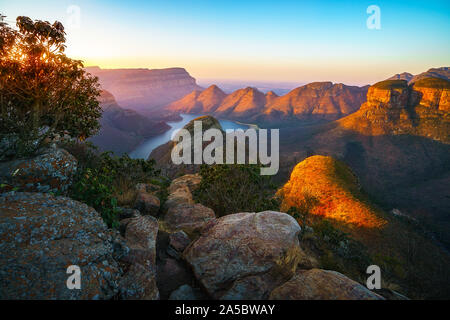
[413,77,450,89]
[372,79,408,90]
[193,164,280,217]
[0,16,101,158]
[63,141,160,227]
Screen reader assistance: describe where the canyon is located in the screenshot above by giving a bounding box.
[88,91,169,154]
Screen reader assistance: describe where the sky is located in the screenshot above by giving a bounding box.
[1,0,449,85]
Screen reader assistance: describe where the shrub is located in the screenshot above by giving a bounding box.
[67,141,160,227]
[71,167,119,228]
[193,164,280,217]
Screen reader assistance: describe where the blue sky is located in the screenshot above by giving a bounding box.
[1,0,449,85]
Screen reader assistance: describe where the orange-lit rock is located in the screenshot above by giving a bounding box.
[277,155,387,228]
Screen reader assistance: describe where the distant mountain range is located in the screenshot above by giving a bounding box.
[167,82,369,123]
[387,67,450,83]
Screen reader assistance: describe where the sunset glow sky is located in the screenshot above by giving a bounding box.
[1,0,449,85]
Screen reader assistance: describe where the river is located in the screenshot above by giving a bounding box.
[129,114,250,159]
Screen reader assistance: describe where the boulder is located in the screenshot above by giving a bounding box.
[122,215,158,268]
[168,174,202,194]
[156,258,193,299]
[269,269,384,300]
[164,185,193,211]
[119,215,160,300]
[169,231,191,253]
[165,203,215,234]
[162,174,202,212]
[134,191,160,216]
[0,192,125,299]
[221,273,281,300]
[117,207,140,220]
[119,263,159,300]
[0,148,77,194]
[184,211,302,299]
[169,284,202,300]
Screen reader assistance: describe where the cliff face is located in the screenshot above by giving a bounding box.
[89,91,170,155]
[85,67,202,114]
[338,78,450,142]
[167,82,368,123]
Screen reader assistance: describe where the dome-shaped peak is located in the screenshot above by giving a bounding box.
[204,84,225,94]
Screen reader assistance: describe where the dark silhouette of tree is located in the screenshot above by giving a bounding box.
[0,15,101,156]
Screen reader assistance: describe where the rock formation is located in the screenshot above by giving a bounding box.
[0,147,77,194]
[277,155,387,228]
[0,192,127,299]
[269,269,383,300]
[183,211,302,299]
[85,67,202,114]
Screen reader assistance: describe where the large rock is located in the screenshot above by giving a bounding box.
[0,192,126,299]
[118,263,159,300]
[0,148,77,194]
[164,185,194,211]
[165,203,215,234]
[184,211,302,299]
[269,269,384,300]
[169,284,204,300]
[119,215,159,300]
[169,231,191,253]
[134,191,160,216]
[168,174,202,194]
[156,258,193,299]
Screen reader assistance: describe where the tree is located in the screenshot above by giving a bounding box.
[0,15,101,157]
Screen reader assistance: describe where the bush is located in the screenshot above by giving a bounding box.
[193,164,280,217]
[67,141,160,227]
[71,167,119,228]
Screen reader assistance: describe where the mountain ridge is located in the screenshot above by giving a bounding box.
[167,82,368,123]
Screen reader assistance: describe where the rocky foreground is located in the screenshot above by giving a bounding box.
[0,148,384,300]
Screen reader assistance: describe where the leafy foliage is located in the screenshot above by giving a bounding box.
[193,164,280,217]
[0,15,101,157]
[66,141,159,227]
